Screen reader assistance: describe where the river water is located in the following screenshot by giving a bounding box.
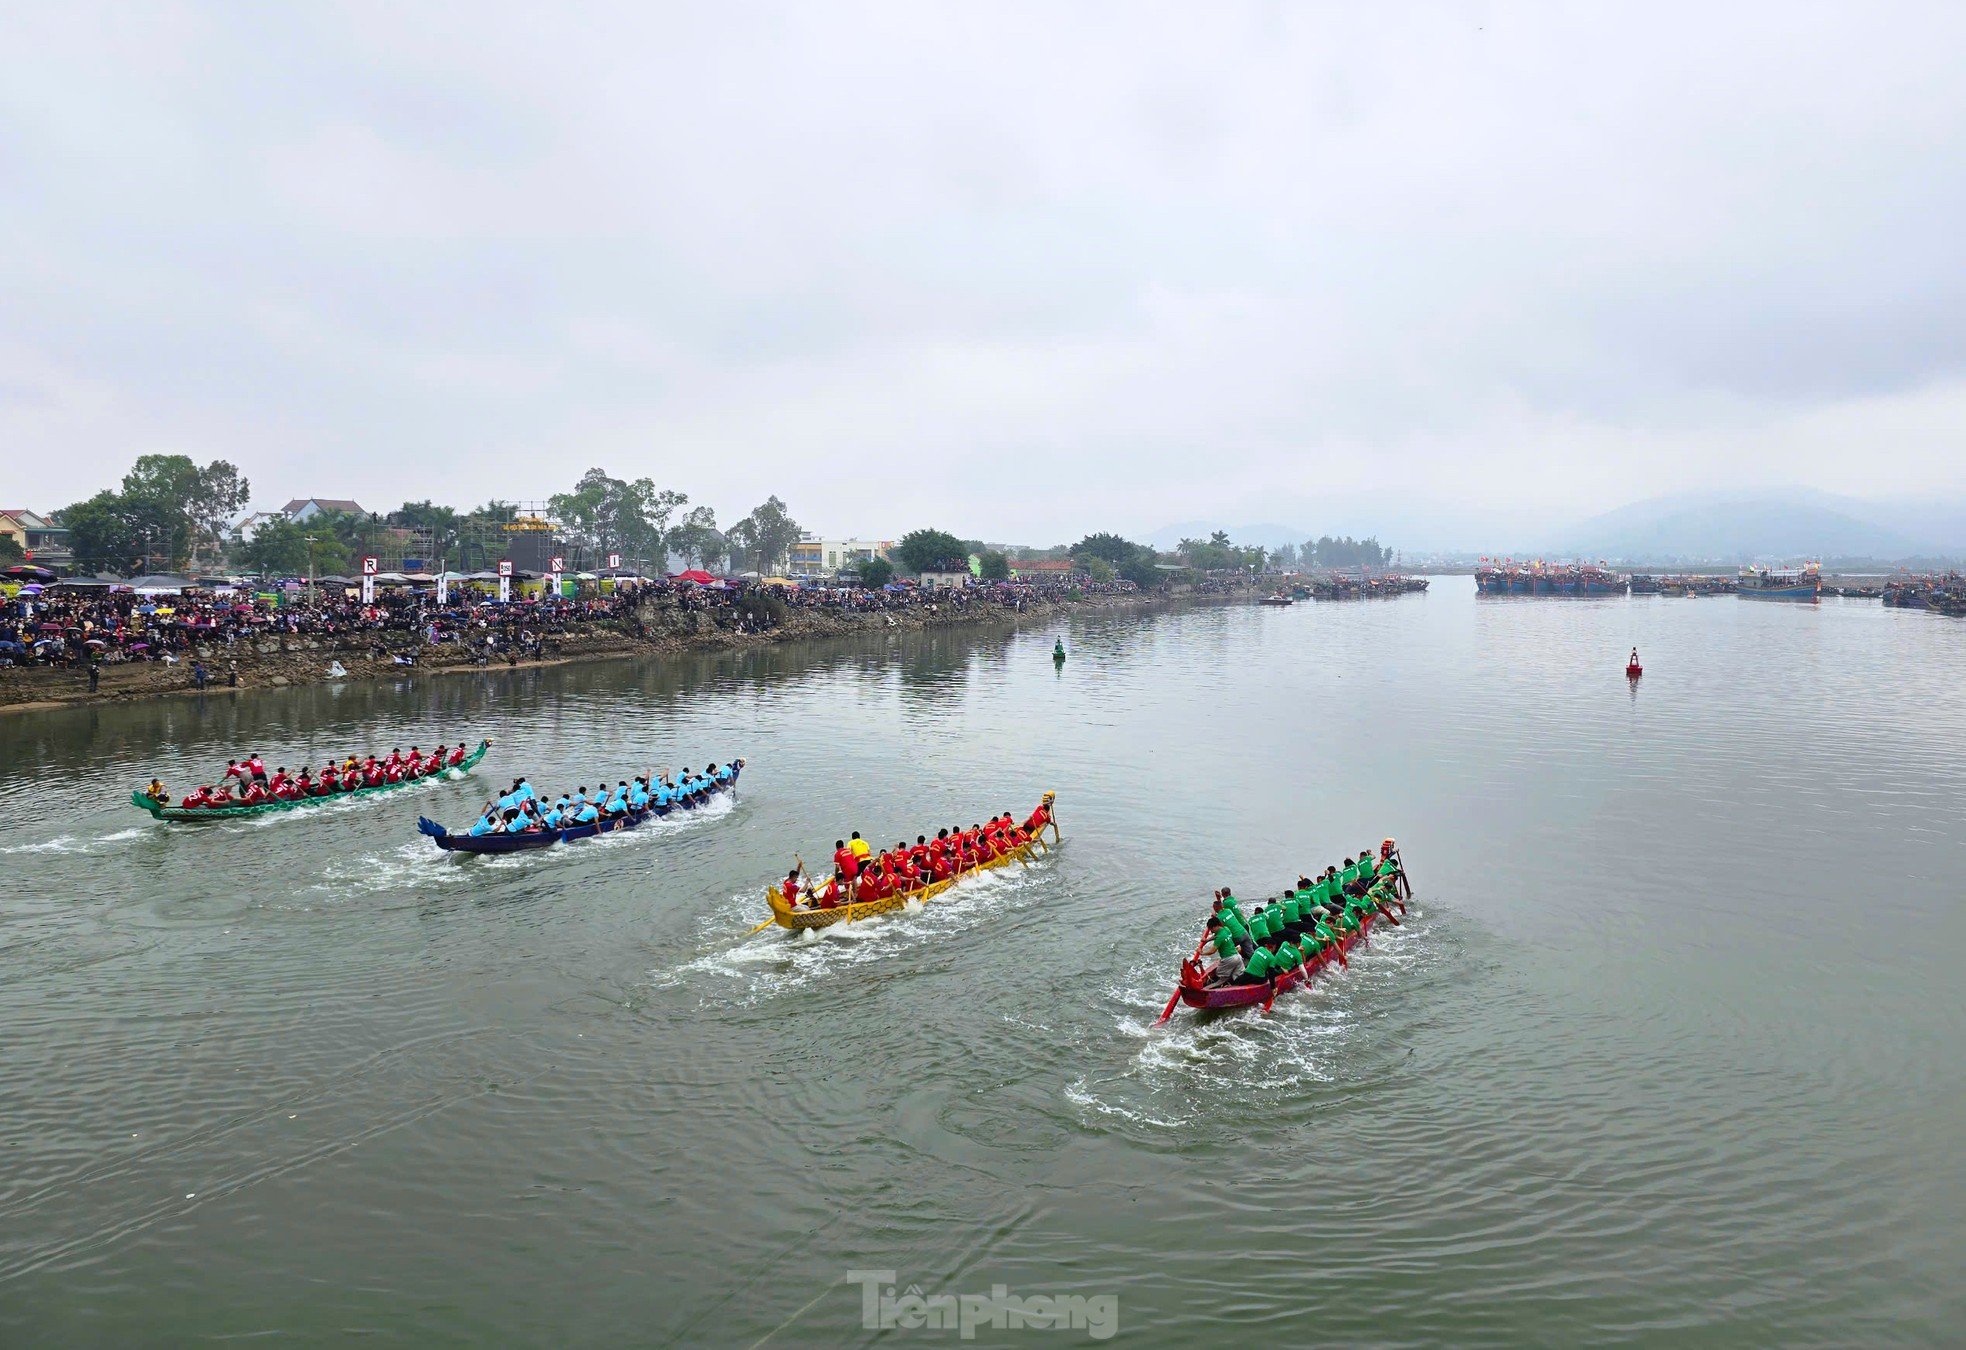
[1,585,1962,1345]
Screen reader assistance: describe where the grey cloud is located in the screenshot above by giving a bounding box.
[3,1,1963,544]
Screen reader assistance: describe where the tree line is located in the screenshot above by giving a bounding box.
[48,455,1393,584]
[54,456,807,578]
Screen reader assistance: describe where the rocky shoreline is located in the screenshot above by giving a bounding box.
[0,587,1227,716]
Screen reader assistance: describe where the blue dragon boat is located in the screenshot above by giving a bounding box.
[417,761,742,854]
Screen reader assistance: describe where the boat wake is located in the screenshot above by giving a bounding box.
[0,826,148,857]
[1062,908,1440,1131]
[303,796,740,898]
[651,862,1049,1003]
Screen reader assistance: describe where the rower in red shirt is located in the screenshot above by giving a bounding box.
[245,755,267,786]
[908,835,931,871]
[363,758,385,787]
[294,770,315,797]
[858,867,890,903]
[779,869,803,906]
[813,873,845,908]
[447,744,467,767]
[833,838,860,881]
[384,758,405,784]
[1024,793,1055,836]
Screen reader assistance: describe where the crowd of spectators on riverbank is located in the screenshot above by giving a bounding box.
[0,574,1145,668]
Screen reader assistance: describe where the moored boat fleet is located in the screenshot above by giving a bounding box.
[1882,571,1966,615]
[1480,560,1841,602]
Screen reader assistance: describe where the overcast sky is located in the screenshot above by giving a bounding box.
[3,2,1963,543]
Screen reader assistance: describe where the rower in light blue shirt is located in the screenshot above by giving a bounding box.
[628,779,650,811]
[714,763,733,784]
[605,783,628,814]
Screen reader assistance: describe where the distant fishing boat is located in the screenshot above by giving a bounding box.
[1738,563,1821,601]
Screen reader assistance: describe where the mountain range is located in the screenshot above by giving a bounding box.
[1149,488,1966,563]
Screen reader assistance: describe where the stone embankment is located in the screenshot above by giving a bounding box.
[0,588,1208,715]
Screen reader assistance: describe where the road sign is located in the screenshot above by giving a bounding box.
[362,556,378,575]
[549,556,565,573]
[607,553,621,570]
[497,559,513,577]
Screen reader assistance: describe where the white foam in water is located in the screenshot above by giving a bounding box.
[2,826,148,857]
[0,835,84,856]
[1058,915,1435,1126]
[652,863,1048,1002]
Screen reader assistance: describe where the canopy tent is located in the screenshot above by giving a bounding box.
[673,569,718,584]
[50,575,121,591]
[2,564,59,581]
[125,574,194,594]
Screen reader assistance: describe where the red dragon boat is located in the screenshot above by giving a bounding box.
[1170,907,1378,1014]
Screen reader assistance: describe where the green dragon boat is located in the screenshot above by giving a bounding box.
[130,739,492,823]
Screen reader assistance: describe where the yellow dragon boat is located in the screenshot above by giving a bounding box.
[756,795,1059,932]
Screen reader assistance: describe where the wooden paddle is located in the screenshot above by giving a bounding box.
[1155,923,1218,1024]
